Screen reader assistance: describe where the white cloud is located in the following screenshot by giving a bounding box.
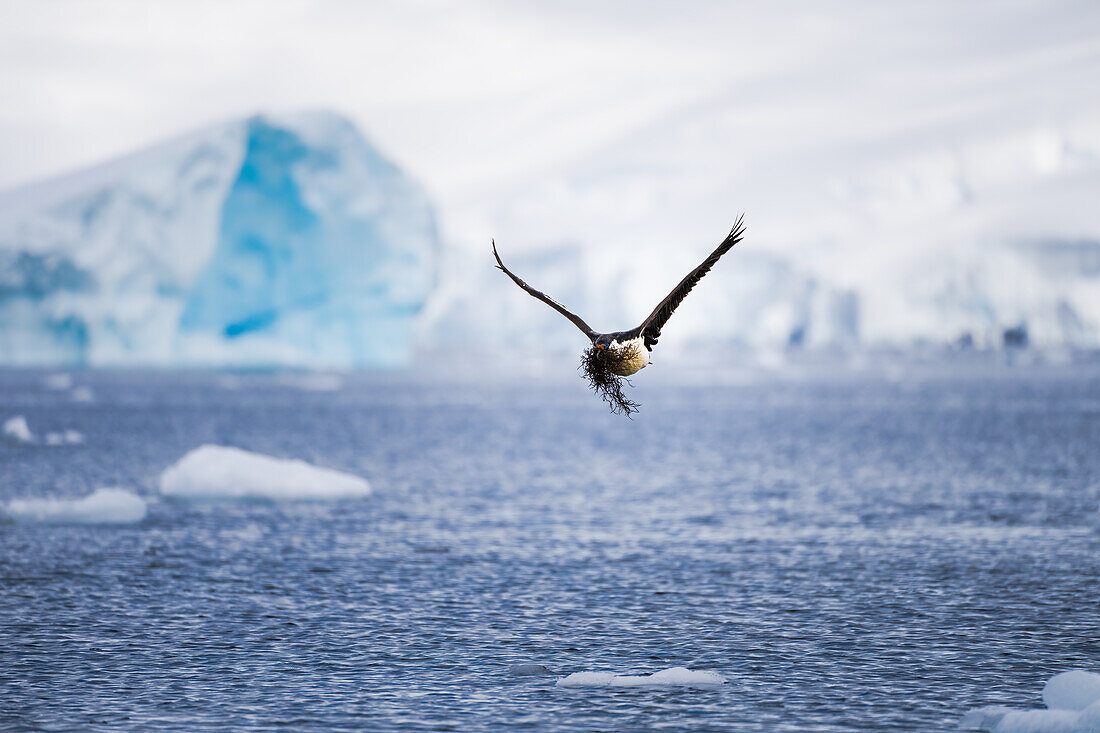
[1,0,1098,267]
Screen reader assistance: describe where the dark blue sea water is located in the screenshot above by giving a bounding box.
[2,367,1099,731]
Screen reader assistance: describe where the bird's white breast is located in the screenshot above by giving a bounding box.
[608,336,649,377]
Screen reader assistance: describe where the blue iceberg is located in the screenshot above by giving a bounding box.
[0,111,438,368]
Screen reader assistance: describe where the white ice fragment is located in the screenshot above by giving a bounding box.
[556,672,618,688]
[5,488,147,524]
[3,415,34,444]
[159,445,371,501]
[960,706,1015,731]
[961,671,1100,732]
[990,708,1084,733]
[44,430,85,446]
[612,667,727,687]
[1045,671,1100,712]
[557,667,726,689]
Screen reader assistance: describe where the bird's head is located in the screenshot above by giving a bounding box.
[593,336,611,350]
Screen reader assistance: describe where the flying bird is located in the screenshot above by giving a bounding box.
[492,215,746,415]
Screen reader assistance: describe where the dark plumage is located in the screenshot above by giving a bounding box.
[493,215,746,414]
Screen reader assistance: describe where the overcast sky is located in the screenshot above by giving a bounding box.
[2,0,1098,259]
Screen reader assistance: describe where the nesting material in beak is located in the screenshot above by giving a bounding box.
[580,345,641,416]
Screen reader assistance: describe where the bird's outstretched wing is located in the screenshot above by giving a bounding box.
[630,216,746,350]
[493,239,597,340]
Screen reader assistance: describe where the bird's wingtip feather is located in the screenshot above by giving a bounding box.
[727,214,747,241]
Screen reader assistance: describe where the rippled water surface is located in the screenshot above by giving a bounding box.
[2,368,1099,731]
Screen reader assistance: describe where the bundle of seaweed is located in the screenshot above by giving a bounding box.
[579,345,641,416]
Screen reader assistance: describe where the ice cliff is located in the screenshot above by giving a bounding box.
[0,112,438,367]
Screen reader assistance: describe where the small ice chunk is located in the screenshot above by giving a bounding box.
[557,672,618,688]
[3,415,34,443]
[44,430,85,446]
[1044,671,1100,711]
[960,706,1015,731]
[160,445,371,501]
[961,671,1100,732]
[5,488,147,524]
[612,667,727,687]
[557,667,726,688]
[44,373,73,390]
[990,708,1083,732]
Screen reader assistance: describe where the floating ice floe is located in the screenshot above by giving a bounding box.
[44,430,85,446]
[4,417,84,446]
[3,415,34,444]
[961,670,1100,732]
[4,488,147,524]
[557,667,727,689]
[159,445,372,501]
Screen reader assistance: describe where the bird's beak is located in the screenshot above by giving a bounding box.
[595,344,606,350]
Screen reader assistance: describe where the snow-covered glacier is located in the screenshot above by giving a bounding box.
[2,109,1097,368]
[0,112,437,367]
